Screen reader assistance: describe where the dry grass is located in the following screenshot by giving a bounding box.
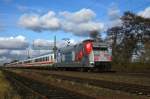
[45,75,149,99]
[10,69,150,99]
[0,70,21,99]
[112,63,150,73]
[39,70,150,87]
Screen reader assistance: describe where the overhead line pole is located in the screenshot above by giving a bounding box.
[53,36,57,62]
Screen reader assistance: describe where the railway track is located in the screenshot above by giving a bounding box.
[3,70,94,99]
[22,69,150,97]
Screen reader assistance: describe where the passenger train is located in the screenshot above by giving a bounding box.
[5,39,112,71]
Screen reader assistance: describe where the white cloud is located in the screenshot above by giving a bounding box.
[108,19,122,28]
[0,56,11,64]
[138,7,150,18]
[19,8,104,36]
[60,8,96,23]
[10,50,26,56]
[107,6,122,28]
[33,39,53,49]
[19,11,60,32]
[108,6,120,21]
[40,11,60,30]
[19,14,42,32]
[60,8,104,36]
[31,50,51,57]
[0,49,9,55]
[17,5,29,12]
[33,39,77,50]
[0,35,28,49]
[61,21,104,36]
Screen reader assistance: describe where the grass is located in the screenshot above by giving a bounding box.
[0,70,21,99]
[112,63,150,72]
[12,69,149,99]
[45,75,149,99]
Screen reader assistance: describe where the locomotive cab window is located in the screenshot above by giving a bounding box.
[93,47,107,51]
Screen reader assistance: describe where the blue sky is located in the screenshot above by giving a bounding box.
[0,0,149,41]
[0,0,150,63]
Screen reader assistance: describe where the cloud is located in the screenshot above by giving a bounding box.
[32,39,77,50]
[60,8,96,23]
[0,56,11,64]
[10,50,26,56]
[108,6,120,21]
[0,35,29,49]
[138,7,150,18]
[32,39,54,49]
[19,8,104,36]
[16,4,45,14]
[19,11,60,32]
[0,49,10,55]
[0,50,28,64]
[17,5,30,12]
[107,5,122,28]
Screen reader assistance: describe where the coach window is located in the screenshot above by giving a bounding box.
[51,56,53,61]
[47,57,48,61]
[46,57,48,61]
[45,57,47,61]
[47,57,49,61]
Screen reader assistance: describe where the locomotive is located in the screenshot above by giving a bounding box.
[5,39,112,71]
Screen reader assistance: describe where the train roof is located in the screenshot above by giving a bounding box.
[82,39,94,43]
[18,51,54,62]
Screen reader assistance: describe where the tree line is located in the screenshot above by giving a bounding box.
[107,11,150,65]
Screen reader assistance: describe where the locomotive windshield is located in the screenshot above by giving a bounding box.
[93,47,108,51]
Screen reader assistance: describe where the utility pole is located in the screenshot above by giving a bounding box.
[26,47,30,59]
[53,36,57,62]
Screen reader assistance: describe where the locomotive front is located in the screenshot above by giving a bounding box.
[83,39,112,71]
